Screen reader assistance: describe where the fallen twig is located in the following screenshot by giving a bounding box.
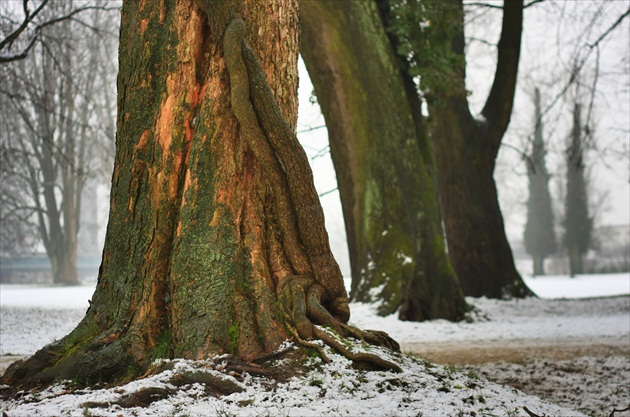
[609,405,630,417]
[523,406,543,417]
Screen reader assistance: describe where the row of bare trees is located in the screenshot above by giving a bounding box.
[0,1,118,283]
[524,88,595,277]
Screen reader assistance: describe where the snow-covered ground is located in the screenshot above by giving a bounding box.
[0,273,628,416]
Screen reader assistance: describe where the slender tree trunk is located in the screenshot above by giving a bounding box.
[2,0,398,390]
[533,255,544,276]
[300,0,468,321]
[568,246,584,276]
[564,103,592,279]
[524,88,556,277]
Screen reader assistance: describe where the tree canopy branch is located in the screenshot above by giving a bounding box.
[481,0,524,145]
[0,0,50,51]
[0,3,120,63]
[465,0,544,10]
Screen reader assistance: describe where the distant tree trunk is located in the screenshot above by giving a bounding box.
[524,88,557,276]
[300,0,468,321]
[2,0,399,390]
[37,47,79,286]
[564,103,592,277]
[532,256,544,276]
[430,0,533,298]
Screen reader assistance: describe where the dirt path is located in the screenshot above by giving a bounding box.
[402,337,630,417]
[402,336,630,364]
[3,336,627,374]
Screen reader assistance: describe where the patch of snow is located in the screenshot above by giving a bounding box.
[1,273,628,416]
[523,273,630,299]
[397,252,413,265]
[466,355,630,417]
[0,284,95,309]
[349,295,629,346]
[368,282,386,300]
[1,343,583,417]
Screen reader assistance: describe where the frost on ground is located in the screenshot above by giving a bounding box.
[1,276,628,416]
[0,308,85,356]
[0,341,583,417]
[465,356,630,417]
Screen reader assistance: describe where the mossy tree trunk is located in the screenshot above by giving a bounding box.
[429,0,533,298]
[300,0,468,321]
[2,0,399,390]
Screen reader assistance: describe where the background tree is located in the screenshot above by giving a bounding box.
[300,0,468,321]
[523,88,556,276]
[490,1,629,265]
[2,0,399,390]
[384,0,532,298]
[564,102,593,276]
[0,3,118,283]
[0,0,117,63]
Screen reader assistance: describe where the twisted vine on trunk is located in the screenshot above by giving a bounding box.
[223,17,401,372]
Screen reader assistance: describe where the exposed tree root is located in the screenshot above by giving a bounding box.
[313,327,403,373]
[83,387,175,409]
[278,274,402,373]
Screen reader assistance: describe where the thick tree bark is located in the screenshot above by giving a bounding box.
[430,0,533,298]
[2,0,398,391]
[300,0,468,321]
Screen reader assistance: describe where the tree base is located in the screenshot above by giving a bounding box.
[0,274,401,394]
[1,335,402,402]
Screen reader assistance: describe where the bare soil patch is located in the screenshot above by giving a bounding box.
[404,337,630,417]
[402,336,630,364]
[0,356,23,375]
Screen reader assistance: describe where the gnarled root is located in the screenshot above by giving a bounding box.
[313,327,402,373]
[278,275,402,373]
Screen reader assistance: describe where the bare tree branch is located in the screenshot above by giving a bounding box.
[465,0,544,10]
[539,5,629,121]
[318,187,338,198]
[297,124,326,134]
[0,0,50,51]
[0,3,120,63]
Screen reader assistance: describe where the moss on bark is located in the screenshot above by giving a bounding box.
[300,0,468,321]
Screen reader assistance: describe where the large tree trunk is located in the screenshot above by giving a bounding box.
[432,114,528,297]
[300,0,468,321]
[430,0,532,298]
[2,0,399,390]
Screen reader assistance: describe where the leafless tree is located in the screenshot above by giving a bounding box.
[466,0,629,254]
[0,0,119,63]
[0,1,118,283]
